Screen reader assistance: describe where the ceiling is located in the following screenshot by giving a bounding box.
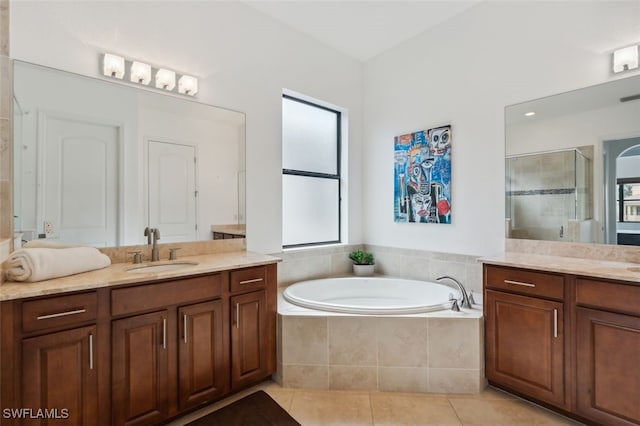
[243,1,481,62]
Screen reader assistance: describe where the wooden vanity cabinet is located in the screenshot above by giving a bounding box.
[484,266,566,408]
[0,262,278,426]
[228,266,276,391]
[574,278,640,426]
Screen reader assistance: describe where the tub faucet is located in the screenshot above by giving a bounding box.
[144,227,161,261]
[437,276,473,309]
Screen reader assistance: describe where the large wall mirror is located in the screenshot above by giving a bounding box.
[505,73,640,245]
[13,61,246,247]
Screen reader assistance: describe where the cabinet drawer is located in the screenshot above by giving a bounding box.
[112,274,222,316]
[576,278,640,317]
[22,292,97,333]
[485,265,564,300]
[230,266,267,293]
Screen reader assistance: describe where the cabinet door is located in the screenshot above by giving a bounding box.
[485,290,565,407]
[22,325,98,426]
[231,291,268,389]
[112,311,169,426]
[178,300,227,410]
[576,307,640,425]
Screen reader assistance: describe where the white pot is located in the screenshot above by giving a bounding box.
[353,264,375,276]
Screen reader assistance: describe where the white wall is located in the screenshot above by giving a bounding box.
[363,1,640,256]
[10,1,364,254]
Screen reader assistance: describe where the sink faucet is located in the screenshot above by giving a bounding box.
[144,227,161,261]
[436,276,473,309]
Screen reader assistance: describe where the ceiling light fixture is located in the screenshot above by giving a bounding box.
[101,53,198,97]
[613,45,639,73]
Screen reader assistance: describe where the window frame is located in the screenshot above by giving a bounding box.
[617,177,640,223]
[282,94,342,249]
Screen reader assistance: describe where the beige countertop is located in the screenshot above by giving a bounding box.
[481,252,640,284]
[0,251,280,301]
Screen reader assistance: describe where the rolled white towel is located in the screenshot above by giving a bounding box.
[6,247,111,282]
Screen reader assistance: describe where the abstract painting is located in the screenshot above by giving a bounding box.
[394,125,451,223]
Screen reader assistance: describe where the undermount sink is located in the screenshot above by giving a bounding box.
[126,262,199,273]
[628,266,640,273]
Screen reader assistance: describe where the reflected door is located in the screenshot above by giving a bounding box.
[42,116,119,246]
[148,141,197,242]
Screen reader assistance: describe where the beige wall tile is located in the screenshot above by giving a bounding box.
[282,316,328,364]
[277,255,331,286]
[0,55,10,119]
[428,318,481,369]
[289,390,372,426]
[428,368,482,394]
[329,365,377,391]
[378,367,428,393]
[377,317,428,367]
[370,393,462,426]
[328,316,377,366]
[281,364,328,389]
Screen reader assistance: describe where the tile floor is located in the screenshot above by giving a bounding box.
[169,381,583,426]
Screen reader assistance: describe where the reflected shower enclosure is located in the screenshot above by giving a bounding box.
[506,148,592,242]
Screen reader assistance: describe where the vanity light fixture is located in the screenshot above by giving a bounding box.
[524,111,536,117]
[178,75,199,96]
[130,61,151,85]
[155,68,176,91]
[101,53,198,97]
[102,53,125,79]
[613,45,639,73]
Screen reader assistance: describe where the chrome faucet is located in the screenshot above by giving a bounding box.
[436,276,473,309]
[144,227,161,261]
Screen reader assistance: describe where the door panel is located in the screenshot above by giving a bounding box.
[231,291,267,389]
[148,141,197,242]
[42,116,119,246]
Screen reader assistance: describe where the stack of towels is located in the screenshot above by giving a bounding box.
[6,243,111,282]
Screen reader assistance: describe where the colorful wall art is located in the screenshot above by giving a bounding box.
[394,125,451,224]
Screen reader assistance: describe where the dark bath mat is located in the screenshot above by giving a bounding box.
[185,390,300,426]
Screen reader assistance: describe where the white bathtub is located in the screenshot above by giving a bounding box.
[282,276,456,315]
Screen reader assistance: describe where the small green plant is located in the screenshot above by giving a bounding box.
[348,250,375,265]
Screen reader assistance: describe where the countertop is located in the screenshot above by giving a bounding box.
[481,252,640,284]
[0,250,280,301]
[210,225,246,236]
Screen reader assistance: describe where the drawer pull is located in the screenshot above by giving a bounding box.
[89,334,94,370]
[239,278,263,285]
[504,279,536,288]
[553,309,558,338]
[37,308,87,320]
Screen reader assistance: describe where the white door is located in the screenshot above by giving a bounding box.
[42,116,119,246]
[148,141,197,242]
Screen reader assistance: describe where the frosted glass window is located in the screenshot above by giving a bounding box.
[283,175,339,246]
[283,96,339,175]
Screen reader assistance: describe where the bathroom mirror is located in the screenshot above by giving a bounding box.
[505,73,640,245]
[13,61,246,247]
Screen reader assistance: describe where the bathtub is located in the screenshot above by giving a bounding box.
[282,276,455,315]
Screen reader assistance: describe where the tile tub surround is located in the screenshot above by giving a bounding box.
[277,294,484,394]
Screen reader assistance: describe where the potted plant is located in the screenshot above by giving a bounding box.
[348,250,375,276]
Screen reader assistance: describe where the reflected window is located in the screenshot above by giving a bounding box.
[617,179,640,222]
[282,95,342,248]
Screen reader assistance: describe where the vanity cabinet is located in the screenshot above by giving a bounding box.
[484,266,566,408]
[228,266,274,390]
[484,264,640,425]
[574,278,640,426]
[0,261,278,426]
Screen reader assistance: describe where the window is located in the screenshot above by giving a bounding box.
[282,94,342,248]
[616,179,640,222]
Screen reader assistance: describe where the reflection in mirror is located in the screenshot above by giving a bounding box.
[13,61,246,247]
[505,73,640,245]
